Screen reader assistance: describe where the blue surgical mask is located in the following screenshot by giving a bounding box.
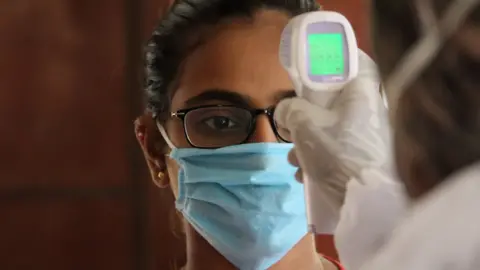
[170,143,308,270]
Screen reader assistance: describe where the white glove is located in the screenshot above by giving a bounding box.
[274,51,395,231]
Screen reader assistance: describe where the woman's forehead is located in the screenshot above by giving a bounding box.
[172,11,294,109]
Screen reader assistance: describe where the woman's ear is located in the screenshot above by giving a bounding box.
[134,113,170,188]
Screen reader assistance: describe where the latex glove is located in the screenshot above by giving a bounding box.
[274,51,394,232]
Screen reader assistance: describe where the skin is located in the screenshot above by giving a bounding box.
[136,9,337,270]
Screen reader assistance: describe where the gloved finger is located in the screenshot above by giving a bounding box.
[277,125,292,142]
[288,148,299,167]
[274,98,338,134]
[333,52,384,123]
[295,168,304,183]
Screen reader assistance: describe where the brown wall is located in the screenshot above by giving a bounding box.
[323,1,371,55]
[0,1,369,269]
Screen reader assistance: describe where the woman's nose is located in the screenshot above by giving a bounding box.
[247,115,277,143]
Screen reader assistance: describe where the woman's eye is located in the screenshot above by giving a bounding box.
[202,116,238,130]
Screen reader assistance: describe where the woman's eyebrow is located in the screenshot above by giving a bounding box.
[274,90,297,102]
[184,89,252,107]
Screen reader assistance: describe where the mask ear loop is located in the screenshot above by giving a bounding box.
[384,0,479,116]
[156,122,177,150]
[416,0,438,35]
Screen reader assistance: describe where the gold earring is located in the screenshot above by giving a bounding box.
[153,171,168,188]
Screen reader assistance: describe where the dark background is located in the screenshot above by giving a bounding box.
[0,0,370,269]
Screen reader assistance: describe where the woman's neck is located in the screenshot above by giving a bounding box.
[183,224,323,270]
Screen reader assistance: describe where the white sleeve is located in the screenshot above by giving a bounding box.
[359,163,480,270]
[334,169,407,270]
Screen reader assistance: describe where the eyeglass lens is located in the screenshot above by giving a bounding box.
[184,106,253,148]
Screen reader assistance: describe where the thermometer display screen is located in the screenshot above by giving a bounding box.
[306,22,349,83]
[307,33,344,75]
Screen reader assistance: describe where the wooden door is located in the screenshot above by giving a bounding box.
[0,0,183,269]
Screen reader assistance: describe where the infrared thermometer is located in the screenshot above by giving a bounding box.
[279,11,359,233]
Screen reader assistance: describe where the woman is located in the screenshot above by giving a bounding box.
[134,0,343,269]
[277,0,480,269]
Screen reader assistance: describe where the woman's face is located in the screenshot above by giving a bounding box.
[139,10,296,196]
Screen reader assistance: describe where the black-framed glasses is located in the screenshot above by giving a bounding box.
[169,104,290,149]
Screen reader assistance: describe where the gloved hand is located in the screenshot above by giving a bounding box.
[274,50,395,231]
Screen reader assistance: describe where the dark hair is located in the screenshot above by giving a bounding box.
[372,0,480,198]
[144,0,320,121]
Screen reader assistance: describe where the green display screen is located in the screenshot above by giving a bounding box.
[307,33,344,75]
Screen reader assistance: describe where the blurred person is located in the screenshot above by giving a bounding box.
[133,0,345,269]
[275,0,480,269]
